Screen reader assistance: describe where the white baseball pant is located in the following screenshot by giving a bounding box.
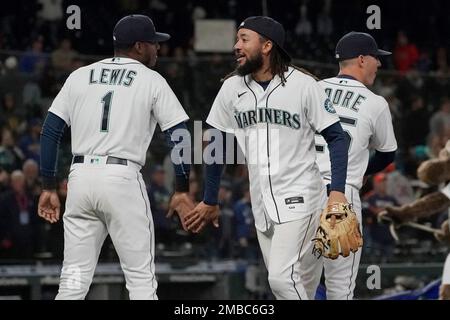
[256,208,323,300]
[56,155,157,300]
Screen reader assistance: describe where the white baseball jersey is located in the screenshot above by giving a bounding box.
[315,77,397,190]
[49,57,188,165]
[207,67,339,231]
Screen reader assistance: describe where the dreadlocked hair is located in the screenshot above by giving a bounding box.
[221,70,238,82]
[290,65,320,81]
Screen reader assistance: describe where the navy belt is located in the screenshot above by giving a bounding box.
[73,155,128,166]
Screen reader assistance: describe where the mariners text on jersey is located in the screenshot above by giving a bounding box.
[89,68,137,87]
[234,107,301,129]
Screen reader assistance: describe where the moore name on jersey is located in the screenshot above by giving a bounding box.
[324,87,366,112]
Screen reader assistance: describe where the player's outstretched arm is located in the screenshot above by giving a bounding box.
[185,129,226,233]
[164,122,195,231]
[39,112,66,223]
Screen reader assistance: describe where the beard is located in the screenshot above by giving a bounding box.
[236,51,263,76]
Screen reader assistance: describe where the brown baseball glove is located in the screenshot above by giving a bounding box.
[312,202,363,259]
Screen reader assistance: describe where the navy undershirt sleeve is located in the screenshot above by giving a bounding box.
[203,130,226,206]
[40,112,67,190]
[364,150,396,176]
[320,121,348,193]
[164,122,191,192]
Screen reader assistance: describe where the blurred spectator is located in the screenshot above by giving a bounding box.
[0,170,38,259]
[0,56,27,108]
[36,0,63,47]
[427,129,449,159]
[0,166,9,193]
[363,173,400,261]
[19,37,47,75]
[233,184,257,260]
[402,95,429,148]
[22,159,41,197]
[316,2,333,37]
[428,97,450,136]
[51,38,78,73]
[148,165,171,243]
[385,164,415,206]
[19,118,42,164]
[416,49,433,73]
[215,180,234,258]
[22,80,43,118]
[0,127,25,172]
[295,4,313,37]
[393,31,419,74]
[0,93,26,134]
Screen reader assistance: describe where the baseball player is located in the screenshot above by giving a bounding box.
[185,16,350,300]
[37,15,194,300]
[313,32,398,299]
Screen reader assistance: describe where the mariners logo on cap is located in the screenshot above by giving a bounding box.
[324,98,336,113]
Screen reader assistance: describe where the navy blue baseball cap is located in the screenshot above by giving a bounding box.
[335,31,391,61]
[238,16,291,62]
[113,14,170,45]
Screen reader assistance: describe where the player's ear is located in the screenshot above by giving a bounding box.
[134,42,144,54]
[358,55,365,68]
[262,40,273,55]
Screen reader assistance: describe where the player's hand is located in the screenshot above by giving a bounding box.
[167,192,195,232]
[185,201,219,233]
[327,191,348,206]
[38,190,61,223]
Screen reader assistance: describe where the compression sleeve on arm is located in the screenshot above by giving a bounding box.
[164,121,191,192]
[40,112,67,190]
[320,121,348,193]
[203,129,226,206]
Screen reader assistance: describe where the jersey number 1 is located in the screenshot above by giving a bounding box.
[101,91,113,132]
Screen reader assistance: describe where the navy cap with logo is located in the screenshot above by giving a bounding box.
[335,31,391,61]
[113,14,170,45]
[238,16,291,62]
